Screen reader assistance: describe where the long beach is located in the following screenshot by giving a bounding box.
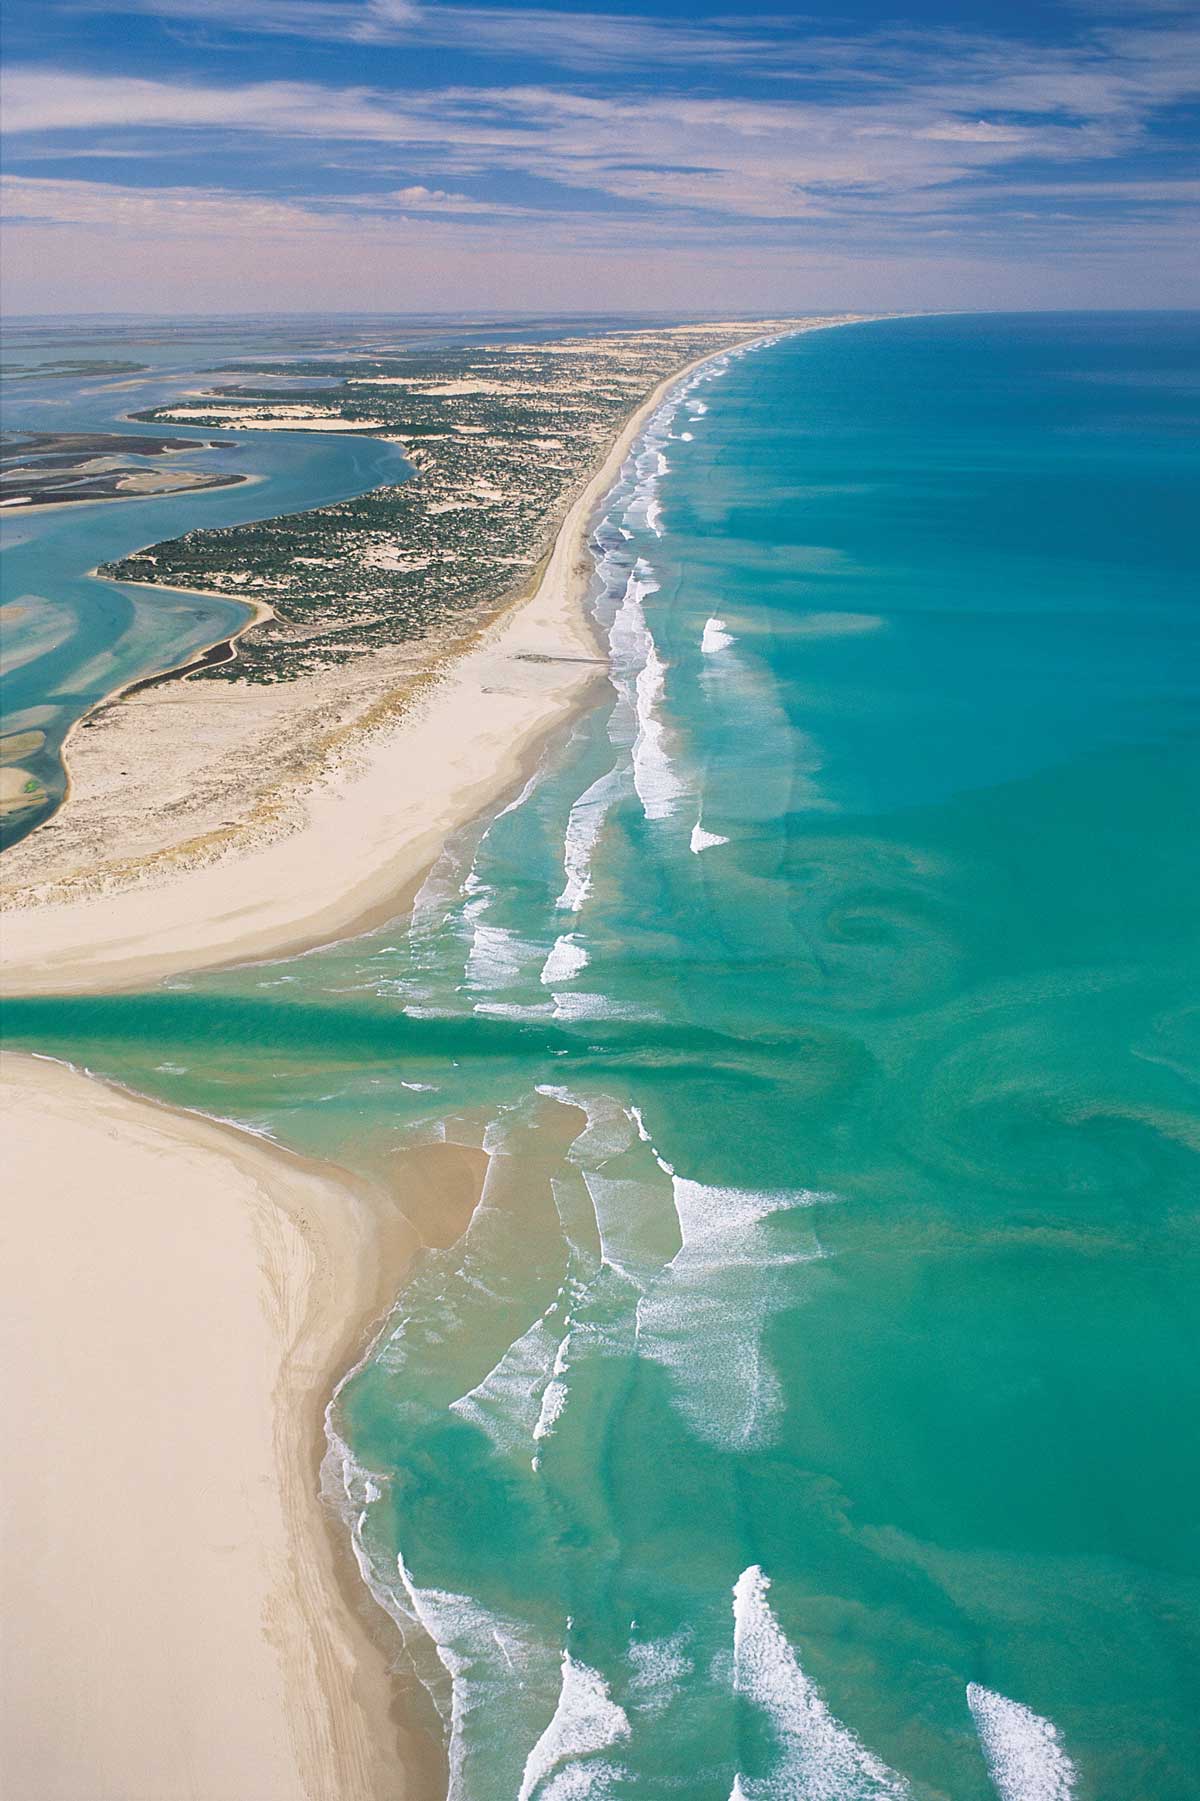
[0,318,870,1799]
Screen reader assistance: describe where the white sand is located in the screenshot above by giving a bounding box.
[2,326,886,998]
[0,1052,420,1801]
[158,407,386,431]
[0,345,733,996]
[0,316,884,1799]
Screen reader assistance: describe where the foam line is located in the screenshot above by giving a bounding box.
[967,1683,1078,1801]
[447,1309,564,1459]
[731,1566,909,1800]
[632,628,683,820]
[691,821,729,853]
[604,559,685,824]
[518,1653,630,1800]
[701,617,735,654]
[628,1103,676,1176]
[555,765,625,912]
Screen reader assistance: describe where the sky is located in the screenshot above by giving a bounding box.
[1,0,1198,315]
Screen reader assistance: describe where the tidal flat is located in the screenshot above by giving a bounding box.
[0,429,247,510]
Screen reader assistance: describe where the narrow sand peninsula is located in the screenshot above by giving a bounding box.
[0,328,855,997]
[0,1053,434,1801]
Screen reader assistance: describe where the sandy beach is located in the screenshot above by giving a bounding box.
[0,1051,449,1801]
[0,317,875,1799]
[0,324,865,997]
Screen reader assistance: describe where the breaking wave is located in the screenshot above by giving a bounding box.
[541,934,589,985]
[518,1653,631,1800]
[555,765,626,912]
[701,617,735,655]
[967,1683,1077,1801]
[394,1556,563,1801]
[690,820,729,853]
[731,1566,909,1800]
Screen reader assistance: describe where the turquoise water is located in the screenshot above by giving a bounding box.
[1,322,410,846]
[5,314,1199,1798]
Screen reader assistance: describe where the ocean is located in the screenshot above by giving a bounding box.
[5,312,1198,1798]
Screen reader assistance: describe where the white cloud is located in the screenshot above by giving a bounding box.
[918,120,1030,143]
[3,8,1196,310]
[0,171,533,234]
[3,55,1184,226]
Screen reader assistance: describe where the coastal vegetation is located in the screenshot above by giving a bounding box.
[0,358,148,380]
[99,325,803,682]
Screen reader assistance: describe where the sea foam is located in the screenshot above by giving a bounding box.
[967,1683,1077,1801]
[582,1169,679,1281]
[537,1086,832,1449]
[691,821,729,853]
[701,617,735,654]
[536,1084,638,1162]
[541,934,589,985]
[603,558,686,823]
[464,918,534,991]
[555,765,626,912]
[395,1557,559,1801]
[635,1180,828,1449]
[632,630,683,820]
[628,1103,676,1176]
[447,1307,566,1460]
[518,1653,630,1801]
[626,1629,694,1719]
[731,1566,909,1800]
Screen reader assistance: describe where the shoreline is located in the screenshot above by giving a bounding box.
[0,1048,446,1800]
[1,316,889,1797]
[1,594,277,847]
[1,326,832,997]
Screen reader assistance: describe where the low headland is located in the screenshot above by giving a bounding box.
[0,317,871,996]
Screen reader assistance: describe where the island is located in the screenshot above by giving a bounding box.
[0,430,247,509]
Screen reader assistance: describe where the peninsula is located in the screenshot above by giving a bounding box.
[0,317,868,994]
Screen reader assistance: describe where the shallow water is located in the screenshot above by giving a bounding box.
[1,321,413,846]
[6,314,1199,1798]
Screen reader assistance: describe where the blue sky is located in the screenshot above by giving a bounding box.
[2,0,1197,313]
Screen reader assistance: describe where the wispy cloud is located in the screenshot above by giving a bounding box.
[0,170,527,233]
[90,0,424,42]
[69,0,788,70]
[5,40,1194,225]
[4,4,1197,311]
